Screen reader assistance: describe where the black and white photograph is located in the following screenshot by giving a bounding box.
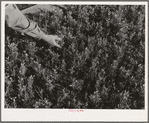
[1,1,148,122]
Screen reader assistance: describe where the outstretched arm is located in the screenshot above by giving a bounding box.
[5,4,61,48]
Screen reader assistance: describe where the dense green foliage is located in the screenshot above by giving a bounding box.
[5,5,145,109]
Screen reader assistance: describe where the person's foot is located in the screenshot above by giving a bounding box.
[42,35,62,48]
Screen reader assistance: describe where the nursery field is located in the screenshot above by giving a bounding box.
[5,4,145,109]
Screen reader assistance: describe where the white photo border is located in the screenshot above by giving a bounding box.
[1,1,148,122]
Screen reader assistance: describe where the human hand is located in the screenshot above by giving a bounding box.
[42,35,62,48]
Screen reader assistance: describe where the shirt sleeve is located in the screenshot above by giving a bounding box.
[5,4,44,40]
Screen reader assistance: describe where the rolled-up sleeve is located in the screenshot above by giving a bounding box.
[5,4,44,39]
